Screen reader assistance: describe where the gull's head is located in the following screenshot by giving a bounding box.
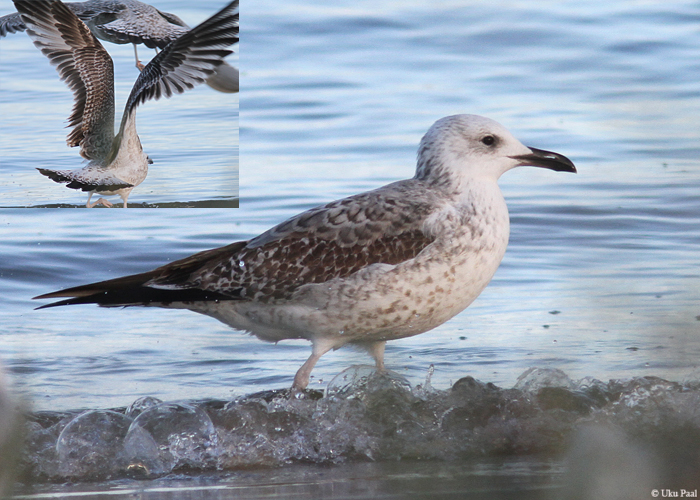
[414,114,576,190]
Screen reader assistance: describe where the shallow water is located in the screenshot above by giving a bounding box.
[14,459,565,500]
[1,0,700,495]
[0,0,239,207]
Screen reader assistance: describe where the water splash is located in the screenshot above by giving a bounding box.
[18,367,700,484]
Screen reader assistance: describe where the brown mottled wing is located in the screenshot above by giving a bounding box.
[152,180,440,302]
[14,0,115,161]
[200,230,432,302]
[34,180,440,308]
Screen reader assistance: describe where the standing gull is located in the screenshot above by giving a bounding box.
[35,115,576,388]
[1,0,239,93]
[13,0,238,207]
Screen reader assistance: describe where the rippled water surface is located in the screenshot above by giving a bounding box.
[0,0,239,207]
[1,0,700,496]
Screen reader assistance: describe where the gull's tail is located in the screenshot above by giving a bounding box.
[37,168,133,192]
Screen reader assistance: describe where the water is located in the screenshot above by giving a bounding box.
[0,0,239,207]
[10,368,700,497]
[2,0,700,496]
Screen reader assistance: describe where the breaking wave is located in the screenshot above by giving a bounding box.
[17,366,700,487]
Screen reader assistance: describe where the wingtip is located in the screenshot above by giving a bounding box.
[33,296,74,309]
[32,291,62,301]
[34,302,56,310]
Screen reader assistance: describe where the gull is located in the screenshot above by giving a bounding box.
[1,0,239,93]
[35,115,576,388]
[13,0,238,207]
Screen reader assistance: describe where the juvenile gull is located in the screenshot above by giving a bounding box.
[13,0,238,207]
[35,115,576,388]
[1,0,239,93]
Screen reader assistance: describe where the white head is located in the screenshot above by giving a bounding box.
[414,114,575,191]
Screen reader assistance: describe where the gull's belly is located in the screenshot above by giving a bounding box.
[109,156,149,188]
[311,234,509,342]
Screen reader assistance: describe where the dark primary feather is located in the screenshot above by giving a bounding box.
[35,241,248,308]
[35,181,441,308]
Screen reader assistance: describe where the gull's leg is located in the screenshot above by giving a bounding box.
[292,339,334,391]
[119,192,129,208]
[85,192,94,208]
[133,44,145,71]
[367,341,386,372]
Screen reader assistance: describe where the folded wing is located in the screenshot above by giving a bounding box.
[35,182,440,307]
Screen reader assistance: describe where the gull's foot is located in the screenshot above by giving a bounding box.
[87,197,113,208]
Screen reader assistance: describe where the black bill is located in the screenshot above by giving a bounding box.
[510,147,577,173]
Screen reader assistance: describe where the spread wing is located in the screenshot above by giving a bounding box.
[34,181,441,308]
[118,0,238,124]
[14,0,115,161]
[102,0,238,162]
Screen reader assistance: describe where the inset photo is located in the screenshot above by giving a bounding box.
[0,0,238,208]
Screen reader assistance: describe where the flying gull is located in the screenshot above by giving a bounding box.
[13,0,238,207]
[1,0,239,93]
[35,114,576,388]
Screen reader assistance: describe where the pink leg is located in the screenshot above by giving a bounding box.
[292,340,334,390]
[133,44,145,71]
[367,341,386,371]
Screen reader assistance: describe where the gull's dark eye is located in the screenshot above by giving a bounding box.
[481,135,496,146]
